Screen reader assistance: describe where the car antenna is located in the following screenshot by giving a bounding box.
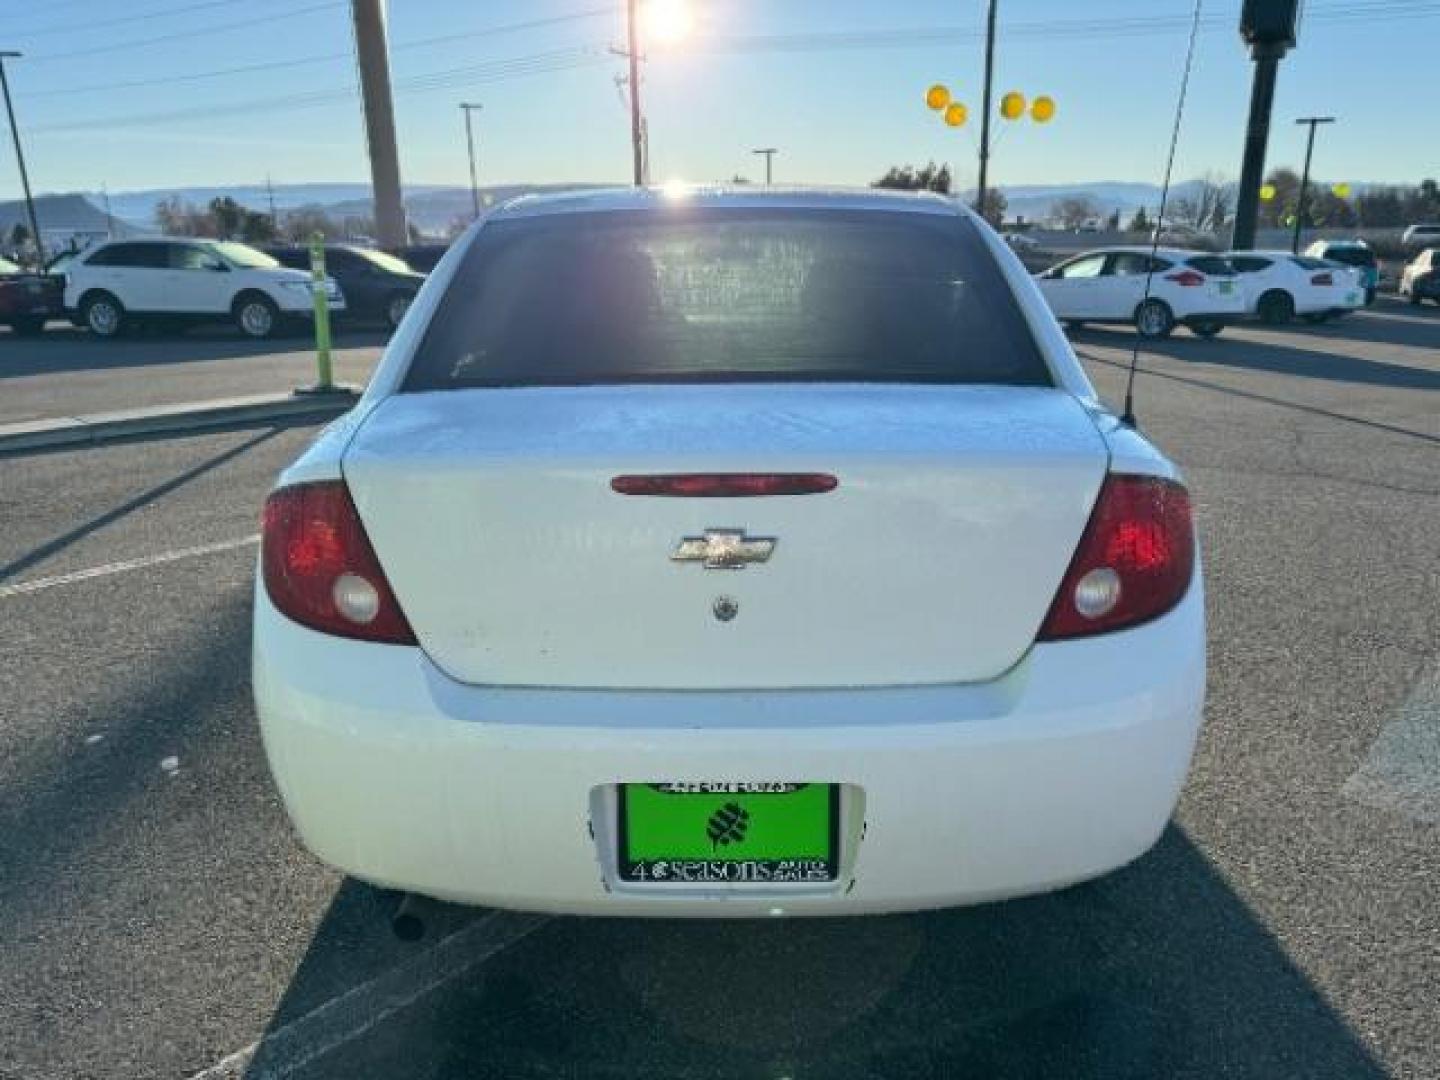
[1121,0,1205,429]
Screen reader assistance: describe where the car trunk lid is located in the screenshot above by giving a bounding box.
[342,384,1110,690]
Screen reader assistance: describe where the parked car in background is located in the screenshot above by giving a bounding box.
[395,243,451,274]
[253,187,1205,917]
[1226,250,1363,324]
[1401,224,1440,253]
[0,255,65,336]
[1035,247,1245,338]
[0,256,64,336]
[63,239,343,339]
[1399,248,1440,305]
[267,244,425,330]
[1002,232,1039,251]
[1303,240,1379,304]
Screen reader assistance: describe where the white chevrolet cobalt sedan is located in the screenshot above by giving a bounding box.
[254,188,1205,917]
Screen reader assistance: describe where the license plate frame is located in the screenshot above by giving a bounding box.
[617,783,840,885]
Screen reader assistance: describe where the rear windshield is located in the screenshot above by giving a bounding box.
[1185,255,1237,276]
[403,208,1049,390]
[1325,246,1376,267]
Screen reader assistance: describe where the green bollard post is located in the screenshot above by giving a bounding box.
[308,232,334,391]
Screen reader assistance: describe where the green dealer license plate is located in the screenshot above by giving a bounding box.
[618,783,838,884]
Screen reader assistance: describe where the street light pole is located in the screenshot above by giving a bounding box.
[1292,115,1334,254]
[460,103,482,220]
[752,148,777,185]
[975,0,998,219]
[0,51,45,267]
[625,0,644,186]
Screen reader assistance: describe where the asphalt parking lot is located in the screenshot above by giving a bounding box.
[1,302,1437,1078]
[0,324,387,426]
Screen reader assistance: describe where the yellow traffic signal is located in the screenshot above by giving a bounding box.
[1030,95,1056,123]
[944,102,968,127]
[1332,182,1351,198]
[1259,184,1277,201]
[1000,91,1026,120]
[926,84,951,111]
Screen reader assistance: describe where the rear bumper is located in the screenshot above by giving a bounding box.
[254,573,1206,917]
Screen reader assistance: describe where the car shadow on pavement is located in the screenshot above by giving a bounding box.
[0,325,389,381]
[1076,347,1440,449]
[247,827,1387,1080]
[1072,327,1440,394]
[0,426,281,583]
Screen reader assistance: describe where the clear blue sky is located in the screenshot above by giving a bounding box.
[0,0,1432,198]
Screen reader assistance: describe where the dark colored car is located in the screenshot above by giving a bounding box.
[0,255,65,335]
[393,243,451,274]
[267,244,425,330]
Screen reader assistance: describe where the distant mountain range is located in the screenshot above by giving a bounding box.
[0,193,143,246]
[6,178,1383,242]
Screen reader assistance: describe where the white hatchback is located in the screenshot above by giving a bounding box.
[254,188,1205,917]
[1226,250,1365,324]
[1035,246,1246,339]
[63,238,343,339]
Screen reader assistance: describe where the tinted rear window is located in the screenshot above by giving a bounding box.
[403,208,1049,390]
[1325,246,1376,267]
[1185,255,1237,276]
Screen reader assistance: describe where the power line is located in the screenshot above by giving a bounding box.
[22,5,619,95]
[10,0,295,40]
[27,1,346,62]
[18,0,1435,133]
[28,48,611,134]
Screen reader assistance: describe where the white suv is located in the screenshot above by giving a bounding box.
[64,238,343,339]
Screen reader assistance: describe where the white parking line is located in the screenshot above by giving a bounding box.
[0,535,259,599]
[189,911,549,1080]
[1343,657,1440,826]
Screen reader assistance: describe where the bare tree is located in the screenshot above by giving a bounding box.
[1171,173,1236,232]
[1054,196,1100,230]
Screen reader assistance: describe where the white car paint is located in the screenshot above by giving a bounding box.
[254,187,1205,917]
[1035,246,1246,332]
[1226,250,1364,318]
[63,238,342,334]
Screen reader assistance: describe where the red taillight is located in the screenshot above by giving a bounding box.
[1165,269,1206,287]
[1311,272,1334,286]
[1037,474,1195,641]
[261,481,416,644]
[611,473,838,497]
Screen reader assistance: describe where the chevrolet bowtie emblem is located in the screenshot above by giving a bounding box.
[671,529,777,570]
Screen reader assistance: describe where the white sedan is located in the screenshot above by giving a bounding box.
[1035,247,1246,339]
[254,188,1205,917]
[1226,250,1364,324]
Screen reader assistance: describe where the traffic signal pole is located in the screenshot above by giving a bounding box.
[1231,45,1281,250]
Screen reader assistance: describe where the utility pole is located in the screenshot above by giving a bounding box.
[1292,116,1334,254]
[752,148,777,185]
[265,173,278,232]
[1231,1,1300,249]
[625,0,644,185]
[974,0,998,219]
[350,0,406,248]
[0,51,45,267]
[460,103,482,219]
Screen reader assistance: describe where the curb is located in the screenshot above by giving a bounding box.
[0,388,360,456]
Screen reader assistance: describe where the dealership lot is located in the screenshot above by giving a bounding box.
[1,304,1437,1078]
